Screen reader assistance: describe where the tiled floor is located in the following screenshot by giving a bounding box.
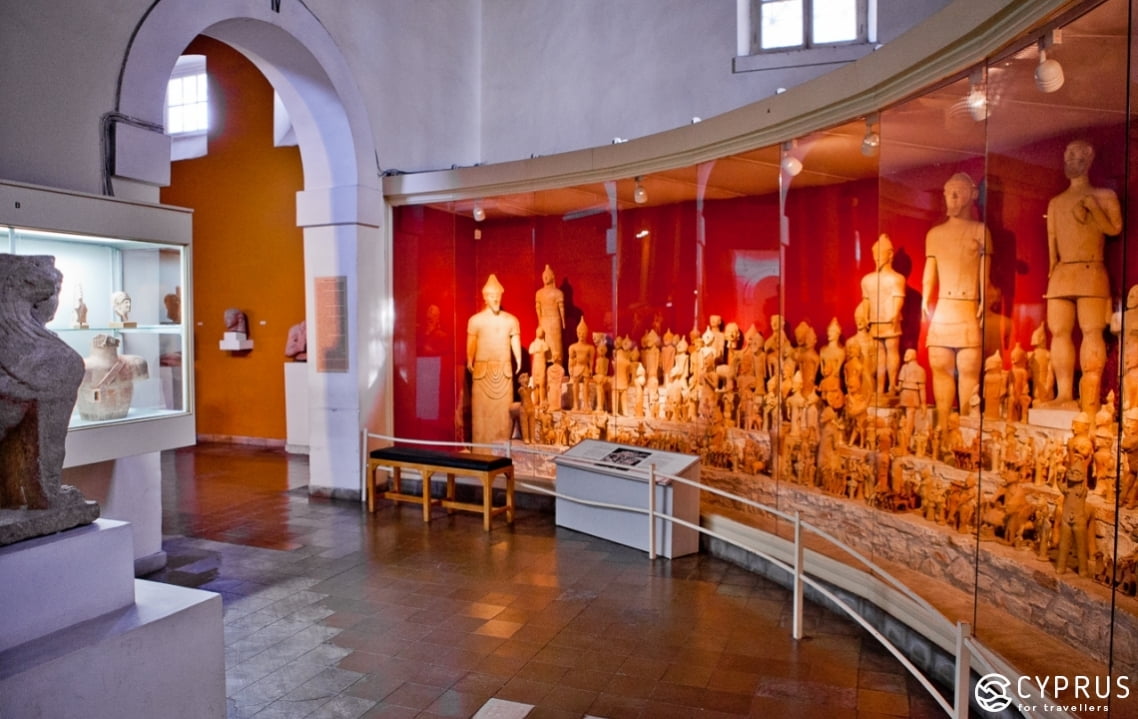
[149,442,945,718]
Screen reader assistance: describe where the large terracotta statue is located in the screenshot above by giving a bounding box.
[1045,140,1122,415]
[76,334,150,421]
[860,234,906,394]
[0,255,97,543]
[466,274,522,444]
[922,172,991,430]
[535,264,566,364]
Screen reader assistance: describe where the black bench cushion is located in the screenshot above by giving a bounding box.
[369,446,512,472]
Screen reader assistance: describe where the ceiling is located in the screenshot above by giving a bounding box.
[429,0,1129,222]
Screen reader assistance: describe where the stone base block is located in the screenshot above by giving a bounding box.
[0,579,225,719]
[0,518,134,652]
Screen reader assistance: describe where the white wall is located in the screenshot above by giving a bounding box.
[477,0,951,164]
[0,0,950,190]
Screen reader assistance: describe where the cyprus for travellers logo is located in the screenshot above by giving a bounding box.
[975,673,1014,713]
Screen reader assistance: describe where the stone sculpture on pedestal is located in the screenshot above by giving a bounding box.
[0,254,99,545]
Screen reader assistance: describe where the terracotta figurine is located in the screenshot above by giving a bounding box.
[860,234,906,394]
[568,318,595,411]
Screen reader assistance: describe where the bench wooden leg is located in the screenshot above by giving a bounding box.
[366,461,376,513]
[482,473,492,532]
[446,473,456,515]
[505,468,515,525]
[421,469,433,523]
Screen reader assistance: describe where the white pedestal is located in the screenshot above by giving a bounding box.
[553,440,701,558]
[219,331,254,351]
[0,519,134,652]
[67,453,167,575]
[284,361,309,454]
[0,519,226,718]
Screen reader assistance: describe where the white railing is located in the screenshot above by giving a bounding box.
[363,432,1066,719]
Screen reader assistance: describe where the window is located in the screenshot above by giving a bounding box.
[752,0,869,52]
[165,55,208,135]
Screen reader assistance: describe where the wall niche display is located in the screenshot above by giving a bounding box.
[2,227,189,428]
[390,0,1138,684]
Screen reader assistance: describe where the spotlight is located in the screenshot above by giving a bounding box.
[633,177,648,204]
[1036,49,1064,93]
[473,205,486,222]
[780,141,802,177]
[861,114,880,157]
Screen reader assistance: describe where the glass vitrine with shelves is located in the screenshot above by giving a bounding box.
[1,227,188,426]
[0,180,195,466]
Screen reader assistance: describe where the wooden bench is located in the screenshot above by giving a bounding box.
[365,446,515,531]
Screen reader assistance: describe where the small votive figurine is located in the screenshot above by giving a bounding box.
[109,290,136,328]
[72,283,88,329]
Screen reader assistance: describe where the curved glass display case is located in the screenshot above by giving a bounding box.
[389,0,1138,707]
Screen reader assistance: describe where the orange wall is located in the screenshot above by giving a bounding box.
[160,36,305,442]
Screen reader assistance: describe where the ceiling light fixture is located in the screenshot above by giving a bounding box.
[861,113,881,157]
[967,69,988,122]
[633,176,648,204]
[780,140,802,177]
[473,205,486,222]
[1035,31,1064,93]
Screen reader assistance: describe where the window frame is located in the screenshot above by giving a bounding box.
[748,0,871,55]
[165,55,209,137]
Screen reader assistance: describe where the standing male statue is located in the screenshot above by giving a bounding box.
[535,264,566,365]
[1045,140,1123,415]
[922,173,991,430]
[860,233,906,395]
[467,274,522,444]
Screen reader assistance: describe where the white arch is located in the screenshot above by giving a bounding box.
[116,0,375,193]
[116,0,388,497]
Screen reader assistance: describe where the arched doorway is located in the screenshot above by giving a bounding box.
[113,1,390,497]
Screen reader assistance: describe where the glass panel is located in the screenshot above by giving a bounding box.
[761,0,804,49]
[6,228,187,425]
[812,0,858,44]
[974,0,1131,690]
